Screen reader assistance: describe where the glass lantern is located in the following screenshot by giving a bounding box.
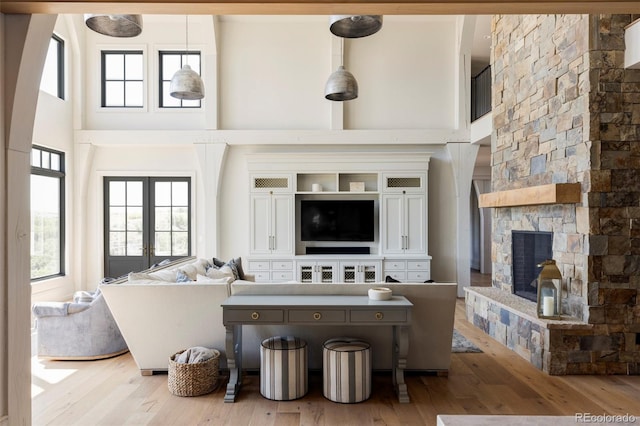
[536,259,562,319]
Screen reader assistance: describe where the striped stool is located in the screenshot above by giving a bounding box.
[260,336,308,401]
[323,338,371,403]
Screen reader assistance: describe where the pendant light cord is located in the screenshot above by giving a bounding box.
[185,15,189,66]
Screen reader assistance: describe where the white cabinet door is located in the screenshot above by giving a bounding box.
[297,261,338,283]
[381,194,405,254]
[404,194,426,254]
[271,195,293,255]
[340,261,382,283]
[250,193,293,255]
[382,193,426,255]
[250,195,272,255]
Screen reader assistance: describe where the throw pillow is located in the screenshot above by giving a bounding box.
[228,257,246,280]
[212,257,226,268]
[196,274,232,284]
[205,265,235,282]
[385,275,401,283]
[147,269,179,281]
[176,269,192,283]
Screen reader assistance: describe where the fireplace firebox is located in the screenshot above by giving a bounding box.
[511,231,553,302]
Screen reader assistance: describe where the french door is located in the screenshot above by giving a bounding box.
[104,177,191,278]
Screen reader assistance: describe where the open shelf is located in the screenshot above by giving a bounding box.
[296,172,378,193]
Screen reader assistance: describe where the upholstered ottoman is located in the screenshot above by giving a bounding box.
[323,338,371,403]
[260,336,308,401]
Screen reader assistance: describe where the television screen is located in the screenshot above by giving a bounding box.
[300,200,374,242]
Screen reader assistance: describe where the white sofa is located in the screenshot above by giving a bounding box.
[101,257,458,375]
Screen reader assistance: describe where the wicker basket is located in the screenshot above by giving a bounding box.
[168,349,220,397]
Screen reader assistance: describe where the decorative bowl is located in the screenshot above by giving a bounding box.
[368,287,392,301]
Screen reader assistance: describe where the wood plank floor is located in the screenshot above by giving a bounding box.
[32,275,640,425]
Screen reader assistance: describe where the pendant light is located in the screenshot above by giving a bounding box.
[325,38,358,101]
[329,15,383,38]
[170,16,205,100]
[84,14,143,37]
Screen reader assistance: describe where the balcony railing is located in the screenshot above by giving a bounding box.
[471,65,491,122]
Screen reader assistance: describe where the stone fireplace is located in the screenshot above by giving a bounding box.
[467,14,640,375]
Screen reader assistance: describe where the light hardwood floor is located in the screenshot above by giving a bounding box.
[32,274,640,425]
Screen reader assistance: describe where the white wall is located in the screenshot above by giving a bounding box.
[31,16,77,303]
[219,16,329,129]
[0,13,6,424]
[346,17,457,129]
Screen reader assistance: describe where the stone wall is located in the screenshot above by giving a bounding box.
[492,14,591,319]
[487,14,640,374]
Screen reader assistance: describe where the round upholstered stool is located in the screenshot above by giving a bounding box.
[323,338,371,403]
[260,336,308,401]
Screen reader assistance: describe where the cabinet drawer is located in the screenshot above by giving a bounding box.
[271,271,294,282]
[248,261,270,271]
[224,309,284,323]
[383,260,406,270]
[350,309,407,323]
[385,271,406,281]
[407,271,430,281]
[252,271,271,282]
[288,309,346,323]
[272,261,294,270]
[407,261,430,271]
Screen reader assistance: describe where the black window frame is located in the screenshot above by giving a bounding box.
[158,50,202,108]
[101,50,144,108]
[40,34,65,100]
[30,145,66,281]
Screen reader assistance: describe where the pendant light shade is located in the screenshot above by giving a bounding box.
[329,15,383,38]
[84,14,143,37]
[325,65,358,101]
[170,65,205,100]
[170,16,205,100]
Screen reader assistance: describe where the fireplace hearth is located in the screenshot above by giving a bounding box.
[511,231,552,302]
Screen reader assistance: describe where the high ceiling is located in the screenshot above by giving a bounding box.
[2,0,640,15]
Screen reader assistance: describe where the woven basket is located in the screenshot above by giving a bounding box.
[168,349,220,397]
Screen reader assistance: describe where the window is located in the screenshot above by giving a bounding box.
[40,35,64,99]
[159,51,202,108]
[101,51,144,107]
[104,177,191,278]
[31,146,65,280]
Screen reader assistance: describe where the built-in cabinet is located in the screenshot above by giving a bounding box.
[246,153,431,283]
[249,174,294,255]
[381,173,427,255]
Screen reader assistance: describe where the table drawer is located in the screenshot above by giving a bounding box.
[248,261,270,271]
[407,271,430,281]
[271,271,294,281]
[224,309,284,323]
[350,309,407,323]
[288,309,346,323]
[383,260,406,271]
[272,261,294,270]
[407,261,430,271]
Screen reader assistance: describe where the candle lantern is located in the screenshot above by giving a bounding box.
[536,259,562,319]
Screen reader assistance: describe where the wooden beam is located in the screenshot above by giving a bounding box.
[478,183,581,208]
[2,1,640,15]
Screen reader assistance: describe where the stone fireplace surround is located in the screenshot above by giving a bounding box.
[466,14,640,375]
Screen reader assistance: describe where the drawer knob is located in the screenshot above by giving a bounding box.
[313,312,322,320]
[375,312,384,320]
[251,312,260,320]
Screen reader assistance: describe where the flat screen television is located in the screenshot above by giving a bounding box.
[300,200,375,242]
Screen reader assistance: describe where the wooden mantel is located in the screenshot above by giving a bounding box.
[478,183,581,208]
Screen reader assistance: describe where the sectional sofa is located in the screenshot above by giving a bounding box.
[100,257,458,375]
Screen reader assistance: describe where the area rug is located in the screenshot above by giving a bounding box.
[451,329,483,353]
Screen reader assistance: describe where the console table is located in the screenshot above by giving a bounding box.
[221,294,413,403]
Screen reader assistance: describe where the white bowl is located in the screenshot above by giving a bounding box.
[368,287,392,301]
